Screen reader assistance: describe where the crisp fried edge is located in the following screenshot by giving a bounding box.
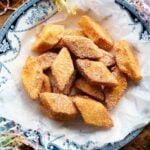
[65,30,85,37]
[62,35,102,59]
[75,78,104,101]
[41,74,51,93]
[104,67,127,110]
[53,71,76,95]
[72,96,113,128]
[32,25,64,53]
[21,56,44,100]
[37,52,57,70]
[99,50,116,67]
[95,38,113,51]
[63,71,76,95]
[39,93,77,121]
[114,40,142,81]
[32,38,53,53]
[76,59,118,87]
[79,15,113,51]
[55,30,85,49]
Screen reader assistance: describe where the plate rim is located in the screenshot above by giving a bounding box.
[0,0,41,42]
[0,0,145,149]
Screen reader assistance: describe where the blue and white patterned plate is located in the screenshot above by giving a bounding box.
[0,0,150,149]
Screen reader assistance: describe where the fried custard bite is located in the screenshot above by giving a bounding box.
[40,93,77,121]
[79,15,113,51]
[21,56,44,100]
[32,24,64,53]
[41,74,51,93]
[104,67,127,110]
[76,59,118,87]
[72,96,113,128]
[62,35,102,59]
[75,78,104,101]
[51,47,75,95]
[114,40,142,81]
[37,52,57,70]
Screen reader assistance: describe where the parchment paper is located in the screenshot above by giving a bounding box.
[0,0,150,149]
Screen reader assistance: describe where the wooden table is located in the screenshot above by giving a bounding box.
[0,9,149,150]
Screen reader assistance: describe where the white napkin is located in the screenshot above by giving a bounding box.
[0,0,150,149]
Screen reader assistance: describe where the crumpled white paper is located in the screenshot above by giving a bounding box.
[0,0,150,149]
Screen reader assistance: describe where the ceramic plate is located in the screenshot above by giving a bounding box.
[0,0,149,149]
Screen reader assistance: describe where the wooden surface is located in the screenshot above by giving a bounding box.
[0,8,150,150]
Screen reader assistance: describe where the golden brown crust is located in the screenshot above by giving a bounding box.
[62,71,76,95]
[62,35,102,59]
[76,59,118,87]
[32,24,64,53]
[21,56,44,100]
[39,93,77,121]
[75,78,104,101]
[55,30,85,49]
[79,15,113,51]
[65,30,85,37]
[72,96,113,128]
[114,40,142,81]
[99,50,115,67]
[37,52,57,70]
[40,105,54,119]
[51,47,75,94]
[41,74,51,93]
[53,71,76,95]
[104,67,127,110]
[32,38,51,53]
[95,38,113,52]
